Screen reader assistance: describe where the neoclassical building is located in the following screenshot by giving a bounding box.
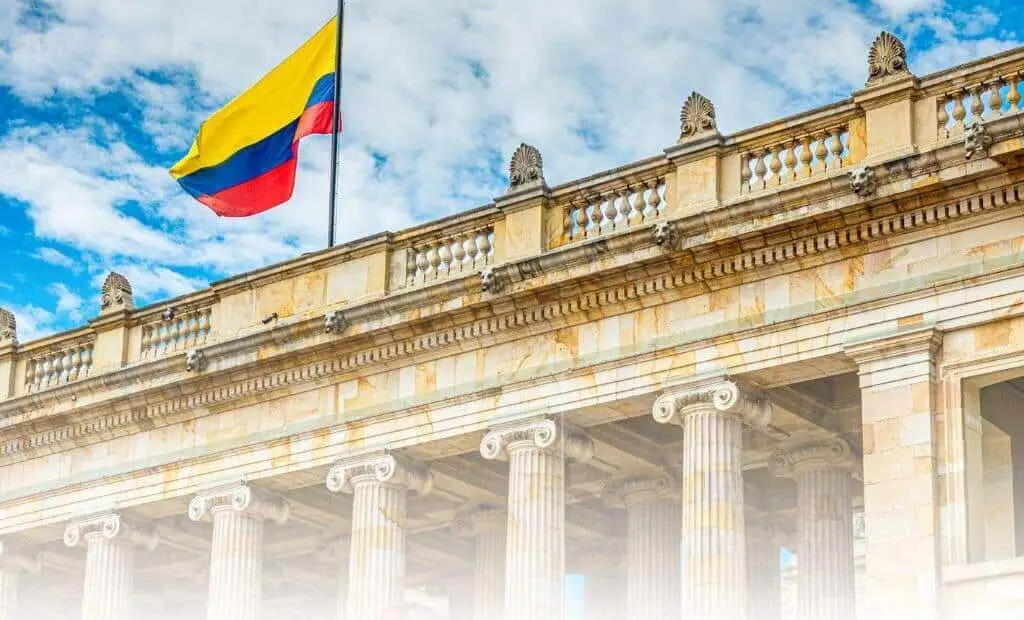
[1,32,1023,620]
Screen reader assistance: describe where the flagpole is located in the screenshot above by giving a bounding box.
[327,0,345,248]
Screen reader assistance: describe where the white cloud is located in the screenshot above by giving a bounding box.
[873,0,942,19]
[47,282,84,323]
[0,303,58,342]
[35,247,80,271]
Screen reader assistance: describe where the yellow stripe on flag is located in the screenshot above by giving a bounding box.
[170,18,337,180]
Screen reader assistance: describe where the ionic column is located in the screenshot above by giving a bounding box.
[773,440,856,620]
[451,506,506,620]
[188,483,290,620]
[64,513,159,620]
[0,542,39,620]
[653,378,772,620]
[604,474,680,620]
[327,452,432,620]
[745,518,780,620]
[480,417,594,620]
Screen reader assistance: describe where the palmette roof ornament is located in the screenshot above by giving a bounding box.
[508,143,544,189]
[678,91,718,142]
[0,307,15,346]
[100,271,134,313]
[866,31,910,85]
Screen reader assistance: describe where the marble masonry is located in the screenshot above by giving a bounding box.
[2,32,1024,620]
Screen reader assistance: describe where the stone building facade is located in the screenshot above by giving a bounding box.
[1,32,1024,620]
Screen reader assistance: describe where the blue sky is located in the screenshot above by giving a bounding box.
[0,0,1021,343]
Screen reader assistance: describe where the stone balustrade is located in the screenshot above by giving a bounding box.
[23,340,94,392]
[562,178,666,242]
[139,306,213,360]
[739,124,851,194]
[405,224,495,285]
[937,71,1024,139]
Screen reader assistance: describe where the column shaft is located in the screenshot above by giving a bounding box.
[681,408,746,620]
[82,538,135,620]
[626,497,680,620]
[473,521,505,620]
[504,442,564,619]
[0,566,18,620]
[346,481,406,620]
[745,524,779,620]
[206,509,264,620]
[585,571,625,620]
[795,469,854,620]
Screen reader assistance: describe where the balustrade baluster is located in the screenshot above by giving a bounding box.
[952,90,967,135]
[813,134,828,173]
[452,236,467,272]
[406,251,418,283]
[745,153,753,194]
[767,144,783,187]
[753,149,768,190]
[969,86,984,122]
[635,185,651,221]
[586,197,602,237]
[438,242,454,275]
[476,231,492,263]
[829,128,845,169]
[600,194,617,233]
[571,203,586,240]
[648,182,662,216]
[465,236,480,268]
[988,80,1003,119]
[937,96,950,138]
[798,136,813,178]
[782,140,797,182]
[1008,74,1022,113]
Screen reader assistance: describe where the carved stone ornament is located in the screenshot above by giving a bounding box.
[771,438,857,477]
[965,121,993,160]
[326,452,433,496]
[480,266,502,293]
[602,472,679,509]
[188,483,290,524]
[652,379,771,428]
[63,513,159,550]
[0,307,15,346]
[508,143,544,189]
[479,416,594,463]
[324,310,347,334]
[185,349,207,372]
[866,31,910,85]
[850,166,877,197]
[100,272,134,312]
[679,91,718,142]
[653,221,678,248]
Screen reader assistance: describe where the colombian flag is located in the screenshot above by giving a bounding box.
[170,18,339,217]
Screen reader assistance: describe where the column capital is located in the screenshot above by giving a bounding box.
[771,438,858,477]
[652,377,771,427]
[326,451,433,495]
[479,416,594,462]
[0,540,40,573]
[602,472,679,509]
[63,513,159,550]
[187,483,290,524]
[451,505,506,538]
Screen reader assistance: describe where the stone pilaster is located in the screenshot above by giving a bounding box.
[0,542,39,620]
[773,439,857,620]
[188,483,290,620]
[452,506,506,620]
[64,513,159,620]
[480,417,593,620]
[327,452,432,620]
[604,473,680,620]
[744,519,781,620]
[653,377,772,620]
[845,328,941,620]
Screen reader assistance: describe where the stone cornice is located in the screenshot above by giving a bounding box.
[0,166,1021,461]
[843,325,942,365]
